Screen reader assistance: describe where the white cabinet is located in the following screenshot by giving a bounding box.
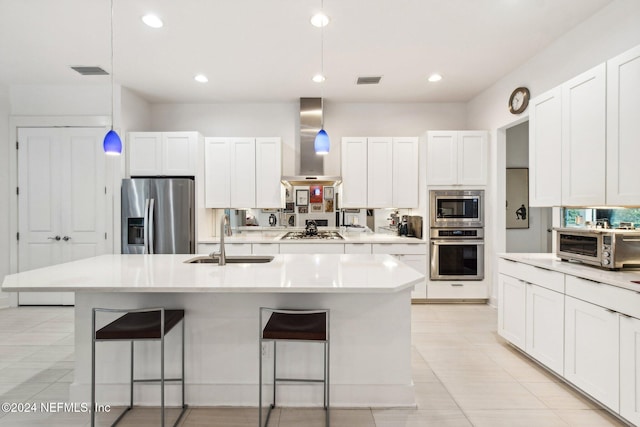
[372,243,427,299]
[344,243,372,254]
[607,45,640,205]
[128,132,199,176]
[564,295,619,410]
[341,137,368,208]
[367,137,393,208]
[497,273,526,350]
[561,64,607,206]
[620,314,640,425]
[341,137,419,208]
[229,138,256,208]
[255,138,283,208]
[426,131,487,185]
[529,88,562,206]
[204,137,281,208]
[525,283,564,375]
[392,137,419,207]
[252,243,280,255]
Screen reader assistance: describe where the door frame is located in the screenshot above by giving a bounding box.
[7,115,120,307]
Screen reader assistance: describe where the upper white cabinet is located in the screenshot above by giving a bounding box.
[561,63,607,206]
[341,137,369,208]
[128,131,199,176]
[341,137,419,208]
[607,45,640,205]
[204,137,281,208]
[529,88,562,206]
[426,131,487,186]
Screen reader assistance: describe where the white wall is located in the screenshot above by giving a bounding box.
[505,122,551,253]
[0,86,10,307]
[150,101,467,177]
[466,0,640,304]
[9,84,110,116]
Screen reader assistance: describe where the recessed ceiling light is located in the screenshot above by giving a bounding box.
[310,12,330,28]
[312,74,326,83]
[428,73,443,82]
[142,14,163,28]
[194,74,208,83]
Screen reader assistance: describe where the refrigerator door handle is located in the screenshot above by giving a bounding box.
[148,198,155,254]
[143,198,150,254]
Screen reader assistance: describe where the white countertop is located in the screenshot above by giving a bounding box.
[198,231,426,244]
[2,254,424,293]
[498,253,640,292]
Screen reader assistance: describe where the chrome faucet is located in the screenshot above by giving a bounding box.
[211,213,232,265]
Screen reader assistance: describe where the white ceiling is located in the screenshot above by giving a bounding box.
[0,0,614,104]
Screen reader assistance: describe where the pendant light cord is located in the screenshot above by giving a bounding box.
[320,0,325,129]
[110,0,115,131]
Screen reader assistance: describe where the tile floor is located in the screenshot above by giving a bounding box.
[0,304,629,426]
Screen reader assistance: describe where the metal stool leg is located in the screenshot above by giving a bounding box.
[91,310,96,427]
[130,341,134,409]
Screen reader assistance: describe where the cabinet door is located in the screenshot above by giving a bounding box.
[426,131,457,185]
[525,284,564,375]
[398,254,427,300]
[162,132,197,176]
[529,88,562,206]
[498,274,526,350]
[393,137,419,208]
[128,132,162,176]
[458,131,487,185]
[279,244,344,254]
[229,138,256,208]
[255,138,282,208]
[561,63,606,206]
[620,314,640,425]
[341,137,368,207]
[367,137,393,207]
[204,138,231,208]
[564,295,619,410]
[607,45,640,205]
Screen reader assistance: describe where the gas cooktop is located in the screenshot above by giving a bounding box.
[280,231,344,240]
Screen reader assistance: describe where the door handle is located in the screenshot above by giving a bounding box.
[62,236,71,241]
[47,235,61,241]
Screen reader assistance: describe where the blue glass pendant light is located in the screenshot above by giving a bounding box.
[314,129,330,155]
[313,1,330,156]
[103,0,122,155]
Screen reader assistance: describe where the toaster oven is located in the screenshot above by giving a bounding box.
[556,227,640,269]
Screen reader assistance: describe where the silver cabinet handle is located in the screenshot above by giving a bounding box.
[47,235,61,241]
[62,236,71,241]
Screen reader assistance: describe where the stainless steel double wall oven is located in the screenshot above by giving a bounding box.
[429,190,485,280]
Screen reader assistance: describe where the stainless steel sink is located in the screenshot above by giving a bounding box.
[184,255,274,264]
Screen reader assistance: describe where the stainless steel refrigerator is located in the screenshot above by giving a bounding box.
[121,178,195,254]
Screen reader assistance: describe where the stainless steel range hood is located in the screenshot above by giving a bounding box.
[281,98,341,186]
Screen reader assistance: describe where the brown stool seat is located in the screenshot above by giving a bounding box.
[263,312,327,341]
[95,309,184,340]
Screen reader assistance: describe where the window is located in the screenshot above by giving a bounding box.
[563,208,640,228]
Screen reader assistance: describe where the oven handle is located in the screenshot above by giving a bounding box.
[431,240,485,245]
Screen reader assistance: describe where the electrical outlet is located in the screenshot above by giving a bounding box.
[261,343,269,358]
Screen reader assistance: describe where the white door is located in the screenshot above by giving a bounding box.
[341,137,368,208]
[620,314,640,425]
[458,131,487,185]
[18,127,107,305]
[255,137,282,209]
[367,137,393,208]
[392,137,419,208]
[426,131,457,185]
[525,284,564,375]
[497,274,526,350]
[229,138,256,208]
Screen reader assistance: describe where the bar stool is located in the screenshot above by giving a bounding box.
[259,308,330,427]
[91,307,187,427]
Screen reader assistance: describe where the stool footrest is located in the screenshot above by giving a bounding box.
[132,378,183,383]
[275,377,325,383]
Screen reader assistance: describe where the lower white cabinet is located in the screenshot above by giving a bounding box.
[344,243,372,254]
[371,244,427,300]
[564,295,619,411]
[525,284,564,375]
[620,315,640,425]
[498,274,526,350]
[197,243,252,255]
[397,254,427,299]
[428,282,487,300]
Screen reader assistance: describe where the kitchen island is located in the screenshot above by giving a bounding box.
[2,253,423,408]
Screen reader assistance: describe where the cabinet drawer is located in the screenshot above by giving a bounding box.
[197,243,218,254]
[372,243,426,255]
[344,243,372,254]
[428,282,488,300]
[566,275,640,319]
[498,258,564,293]
[252,243,280,255]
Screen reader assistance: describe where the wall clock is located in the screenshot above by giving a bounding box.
[508,87,530,114]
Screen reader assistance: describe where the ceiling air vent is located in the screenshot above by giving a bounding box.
[356,76,382,85]
[71,66,109,76]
